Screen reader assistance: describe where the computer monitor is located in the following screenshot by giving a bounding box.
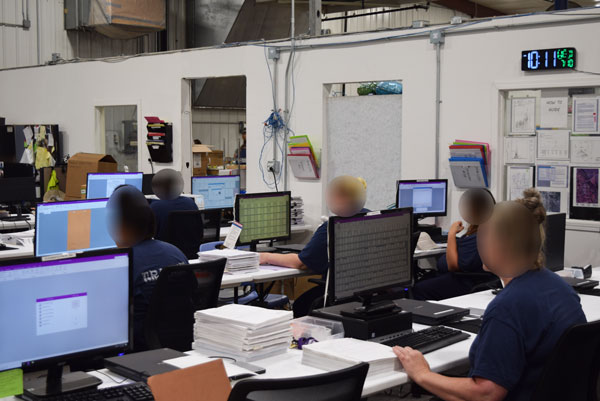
[142,173,155,195]
[234,192,291,249]
[328,208,414,303]
[0,250,132,397]
[396,179,448,218]
[86,172,143,199]
[0,177,36,204]
[192,175,241,210]
[544,213,566,272]
[35,199,116,257]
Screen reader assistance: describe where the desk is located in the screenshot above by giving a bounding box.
[0,243,34,261]
[0,215,34,232]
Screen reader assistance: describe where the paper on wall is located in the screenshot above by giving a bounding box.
[538,187,568,214]
[540,97,568,129]
[571,136,600,165]
[573,167,600,208]
[511,97,536,134]
[22,126,33,145]
[505,137,536,164]
[536,130,570,160]
[573,97,600,134]
[536,164,569,188]
[507,165,534,201]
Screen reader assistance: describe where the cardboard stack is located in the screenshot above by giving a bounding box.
[65,153,117,200]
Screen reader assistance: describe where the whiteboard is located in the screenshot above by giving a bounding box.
[326,95,402,210]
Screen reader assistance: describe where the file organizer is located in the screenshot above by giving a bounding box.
[448,140,491,189]
[145,116,173,163]
[287,135,320,180]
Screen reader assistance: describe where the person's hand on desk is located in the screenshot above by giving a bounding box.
[393,346,507,401]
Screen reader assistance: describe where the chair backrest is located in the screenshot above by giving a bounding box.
[200,209,223,244]
[165,210,205,259]
[227,362,369,401]
[144,258,226,352]
[200,241,225,252]
[530,320,600,401]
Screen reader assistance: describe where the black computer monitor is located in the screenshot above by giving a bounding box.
[544,213,566,272]
[0,177,36,204]
[86,172,143,199]
[1,162,35,178]
[192,175,241,210]
[328,208,414,304]
[396,179,448,218]
[0,249,132,398]
[35,199,117,257]
[234,191,291,249]
[142,173,155,195]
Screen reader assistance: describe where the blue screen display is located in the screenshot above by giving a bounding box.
[191,176,240,209]
[87,172,143,199]
[36,199,116,257]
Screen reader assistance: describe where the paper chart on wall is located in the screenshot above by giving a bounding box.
[573,97,600,134]
[511,97,536,134]
[538,187,568,214]
[507,165,534,201]
[536,130,570,160]
[573,167,600,208]
[570,136,600,165]
[505,137,536,164]
[540,97,568,129]
[536,164,569,188]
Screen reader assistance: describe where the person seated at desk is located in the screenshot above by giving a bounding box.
[150,168,198,241]
[259,175,369,317]
[107,185,188,351]
[394,189,586,401]
[412,188,495,301]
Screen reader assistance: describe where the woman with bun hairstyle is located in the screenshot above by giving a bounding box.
[259,175,369,317]
[393,189,586,401]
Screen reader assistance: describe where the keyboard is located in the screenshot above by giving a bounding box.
[577,287,600,297]
[379,326,470,354]
[23,383,154,401]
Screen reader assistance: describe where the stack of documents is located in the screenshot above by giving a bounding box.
[449,139,491,188]
[291,196,305,226]
[198,249,259,274]
[302,338,401,379]
[192,304,293,362]
[288,135,320,180]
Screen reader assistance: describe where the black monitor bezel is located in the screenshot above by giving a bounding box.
[328,207,414,303]
[0,248,134,372]
[0,176,36,203]
[234,191,292,246]
[34,198,115,258]
[86,172,143,200]
[396,179,448,218]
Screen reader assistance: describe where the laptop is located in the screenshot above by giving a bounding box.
[105,348,186,382]
[561,276,599,291]
[394,299,470,325]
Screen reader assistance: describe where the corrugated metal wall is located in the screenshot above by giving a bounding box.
[0,0,159,69]
[193,109,246,160]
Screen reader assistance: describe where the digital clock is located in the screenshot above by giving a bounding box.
[521,47,576,71]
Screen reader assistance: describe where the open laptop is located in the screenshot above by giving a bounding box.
[394,299,470,325]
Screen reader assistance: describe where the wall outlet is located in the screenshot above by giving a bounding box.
[267,160,281,175]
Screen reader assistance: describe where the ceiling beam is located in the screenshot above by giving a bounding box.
[431,0,505,17]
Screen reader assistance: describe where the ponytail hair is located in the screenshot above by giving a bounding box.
[515,188,547,270]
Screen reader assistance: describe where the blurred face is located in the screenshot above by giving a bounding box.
[477,220,531,279]
[326,189,357,217]
[459,190,494,226]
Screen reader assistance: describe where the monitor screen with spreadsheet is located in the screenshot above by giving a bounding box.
[35,199,116,257]
[191,175,241,209]
[235,192,291,245]
[86,172,143,199]
[0,250,131,371]
[328,208,414,300]
[396,179,447,218]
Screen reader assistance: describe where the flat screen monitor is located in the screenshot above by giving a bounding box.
[396,179,448,218]
[86,172,143,199]
[0,250,131,372]
[544,213,566,272]
[235,192,291,246]
[142,173,155,195]
[35,199,116,257]
[192,175,241,210]
[0,177,36,203]
[328,208,414,301]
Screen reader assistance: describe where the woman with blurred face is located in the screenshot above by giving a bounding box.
[394,189,586,401]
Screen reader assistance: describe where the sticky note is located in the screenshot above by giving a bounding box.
[0,369,23,398]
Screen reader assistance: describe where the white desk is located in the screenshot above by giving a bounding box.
[0,215,34,232]
[0,243,34,261]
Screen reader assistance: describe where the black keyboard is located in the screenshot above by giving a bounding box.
[577,287,600,297]
[22,383,154,401]
[380,326,470,354]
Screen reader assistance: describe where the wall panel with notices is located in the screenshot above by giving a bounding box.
[12,125,62,167]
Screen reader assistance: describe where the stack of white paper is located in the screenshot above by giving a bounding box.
[192,304,293,361]
[198,249,260,274]
[302,338,401,379]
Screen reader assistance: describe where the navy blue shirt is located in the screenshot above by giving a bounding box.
[298,209,370,276]
[469,268,586,401]
[132,239,188,350]
[437,233,483,274]
[150,196,198,241]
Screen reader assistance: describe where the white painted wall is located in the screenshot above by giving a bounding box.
[1,10,600,262]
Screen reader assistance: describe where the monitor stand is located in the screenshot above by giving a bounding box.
[0,205,29,222]
[23,364,101,398]
[339,295,401,320]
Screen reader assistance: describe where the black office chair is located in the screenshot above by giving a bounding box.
[530,320,600,401]
[164,210,222,259]
[144,258,226,352]
[227,362,369,401]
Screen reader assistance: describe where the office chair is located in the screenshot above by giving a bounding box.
[227,362,369,401]
[164,210,222,259]
[143,258,226,352]
[530,320,600,401]
[199,241,289,309]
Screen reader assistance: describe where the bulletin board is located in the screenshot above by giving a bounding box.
[326,94,402,211]
[502,87,600,221]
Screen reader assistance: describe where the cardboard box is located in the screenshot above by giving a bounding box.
[192,145,225,176]
[65,153,117,200]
